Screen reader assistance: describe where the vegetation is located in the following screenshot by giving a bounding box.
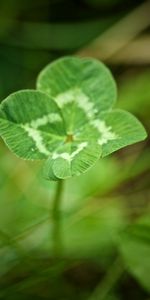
[0,1,150,299]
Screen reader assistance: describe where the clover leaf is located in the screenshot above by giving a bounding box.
[0,57,147,180]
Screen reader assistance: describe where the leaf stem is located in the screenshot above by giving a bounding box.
[52,179,64,257]
[88,257,125,300]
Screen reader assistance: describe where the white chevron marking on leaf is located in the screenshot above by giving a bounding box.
[52,152,71,160]
[55,90,75,106]
[56,88,96,118]
[23,125,50,155]
[71,142,88,158]
[91,119,117,145]
[76,90,96,118]
[52,142,88,161]
[30,113,62,129]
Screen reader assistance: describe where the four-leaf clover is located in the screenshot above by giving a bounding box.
[0,57,147,180]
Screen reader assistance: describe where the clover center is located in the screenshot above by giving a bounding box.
[65,134,74,143]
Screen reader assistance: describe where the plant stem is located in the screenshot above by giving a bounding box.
[52,179,64,257]
[88,257,125,300]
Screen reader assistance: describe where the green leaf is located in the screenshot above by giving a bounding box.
[0,56,147,180]
[37,56,117,133]
[0,90,66,160]
[118,214,150,292]
[43,140,101,180]
[99,109,147,157]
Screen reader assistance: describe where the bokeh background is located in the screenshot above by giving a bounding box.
[0,0,150,299]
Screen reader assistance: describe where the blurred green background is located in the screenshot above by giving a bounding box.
[0,0,150,299]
